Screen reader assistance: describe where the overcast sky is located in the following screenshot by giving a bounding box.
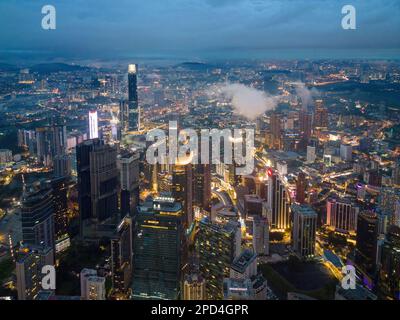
[1,0,399,60]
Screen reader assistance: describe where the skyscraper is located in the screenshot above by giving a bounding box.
[132,196,185,300]
[291,204,317,260]
[252,216,269,256]
[197,217,241,299]
[77,139,119,235]
[326,198,359,234]
[16,245,54,300]
[118,151,140,217]
[111,216,133,298]
[172,161,193,228]
[355,211,379,281]
[183,273,206,300]
[88,110,99,139]
[80,269,106,300]
[193,164,211,211]
[128,64,140,131]
[21,186,55,251]
[267,169,290,231]
[49,177,69,241]
[296,172,307,204]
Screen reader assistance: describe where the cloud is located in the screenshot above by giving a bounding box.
[212,83,281,120]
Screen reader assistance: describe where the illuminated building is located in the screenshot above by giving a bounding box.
[53,154,71,178]
[267,170,290,230]
[172,162,193,227]
[132,196,185,300]
[197,217,241,299]
[314,100,328,128]
[80,268,97,299]
[340,143,352,162]
[299,112,312,141]
[183,273,206,300]
[118,151,140,217]
[379,188,400,226]
[379,226,400,300]
[355,211,379,284]
[49,177,69,241]
[88,110,99,139]
[16,246,54,300]
[85,276,106,300]
[77,139,119,236]
[128,64,140,131]
[326,198,359,234]
[193,164,211,211]
[306,145,316,163]
[252,216,269,255]
[291,204,317,259]
[21,186,55,252]
[111,216,133,297]
[230,249,257,280]
[269,112,282,149]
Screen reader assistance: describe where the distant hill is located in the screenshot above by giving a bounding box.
[177,62,214,71]
[0,63,18,72]
[30,63,90,74]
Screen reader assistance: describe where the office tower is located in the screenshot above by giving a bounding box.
[49,177,69,241]
[51,124,67,156]
[340,143,353,162]
[118,151,140,217]
[355,211,379,280]
[392,159,400,186]
[132,196,185,300]
[172,161,193,227]
[296,172,307,204]
[291,204,317,259]
[326,198,359,234]
[379,226,400,300]
[244,194,264,217]
[21,187,55,251]
[193,164,211,211]
[16,246,54,300]
[365,169,382,187]
[80,268,97,299]
[270,112,282,149]
[88,110,99,139]
[183,273,206,300]
[267,170,290,230]
[35,127,53,167]
[224,249,267,300]
[77,139,119,235]
[379,188,400,226]
[119,100,129,133]
[197,217,241,299]
[299,112,313,141]
[53,154,71,178]
[314,100,328,128]
[306,145,316,163]
[229,249,257,280]
[111,216,133,297]
[84,276,106,300]
[252,216,269,255]
[128,64,140,131]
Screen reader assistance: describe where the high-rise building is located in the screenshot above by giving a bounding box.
[267,169,290,230]
[111,216,133,297]
[291,204,317,259]
[355,211,379,280]
[314,100,328,128]
[49,177,69,240]
[229,249,257,280]
[252,216,269,256]
[132,196,185,300]
[197,217,241,299]
[77,139,119,235]
[306,145,316,163]
[53,154,71,178]
[296,172,307,204]
[128,64,140,131]
[193,164,211,211]
[299,112,313,141]
[80,269,106,300]
[340,144,353,162]
[88,110,99,139]
[183,273,206,300]
[269,112,282,149]
[326,198,359,234]
[118,151,140,217]
[172,161,193,227]
[379,226,400,300]
[16,245,54,300]
[21,187,55,251]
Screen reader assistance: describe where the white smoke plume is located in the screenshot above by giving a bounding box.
[294,82,318,109]
[212,83,281,120]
